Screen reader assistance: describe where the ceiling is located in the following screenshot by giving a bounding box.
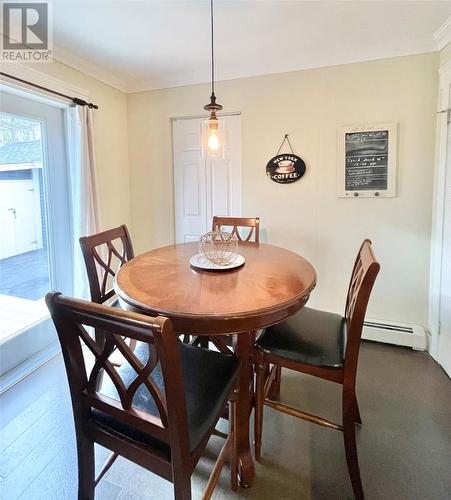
[51,1,451,93]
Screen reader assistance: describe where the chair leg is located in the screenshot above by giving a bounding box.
[342,407,364,500]
[229,398,238,491]
[353,395,362,425]
[267,365,281,401]
[254,360,267,461]
[77,435,95,500]
[173,470,192,500]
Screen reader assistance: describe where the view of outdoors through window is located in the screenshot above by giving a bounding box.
[0,113,50,341]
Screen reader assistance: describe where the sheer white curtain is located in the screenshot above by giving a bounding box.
[66,105,101,298]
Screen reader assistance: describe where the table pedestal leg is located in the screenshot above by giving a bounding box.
[235,331,256,488]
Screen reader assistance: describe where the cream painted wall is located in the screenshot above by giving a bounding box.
[27,60,131,231]
[127,53,439,326]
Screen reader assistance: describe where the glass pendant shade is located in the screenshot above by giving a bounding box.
[202,115,225,159]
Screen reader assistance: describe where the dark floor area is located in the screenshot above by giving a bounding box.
[0,341,450,499]
[0,249,50,300]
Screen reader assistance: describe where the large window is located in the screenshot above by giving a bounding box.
[0,91,72,378]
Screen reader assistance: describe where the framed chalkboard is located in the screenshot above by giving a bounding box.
[338,123,397,198]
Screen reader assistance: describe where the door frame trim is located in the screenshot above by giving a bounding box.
[170,111,241,121]
[429,62,451,361]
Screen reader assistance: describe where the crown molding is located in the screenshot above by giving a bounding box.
[51,44,129,93]
[126,45,436,94]
[0,25,128,93]
[42,34,443,95]
[433,16,451,51]
[0,62,89,100]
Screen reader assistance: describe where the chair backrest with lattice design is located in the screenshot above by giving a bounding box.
[343,239,380,378]
[212,216,260,243]
[46,293,190,460]
[79,225,134,304]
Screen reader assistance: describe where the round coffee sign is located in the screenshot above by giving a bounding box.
[266,154,306,184]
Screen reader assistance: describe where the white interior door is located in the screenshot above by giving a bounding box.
[173,115,241,243]
[438,93,451,378]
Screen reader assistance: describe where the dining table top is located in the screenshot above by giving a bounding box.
[114,240,317,488]
[114,241,317,334]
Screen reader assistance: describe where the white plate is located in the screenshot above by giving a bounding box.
[189,253,245,271]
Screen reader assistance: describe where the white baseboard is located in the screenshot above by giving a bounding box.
[0,340,61,394]
[362,319,429,351]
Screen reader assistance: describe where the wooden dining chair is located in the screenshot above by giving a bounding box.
[79,225,134,307]
[212,216,260,243]
[200,216,261,352]
[79,225,135,350]
[46,293,240,500]
[252,239,380,500]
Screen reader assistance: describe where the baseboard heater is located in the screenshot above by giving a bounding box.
[362,319,428,351]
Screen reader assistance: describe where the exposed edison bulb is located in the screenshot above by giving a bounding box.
[208,127,220,152]
[202,114,224,158]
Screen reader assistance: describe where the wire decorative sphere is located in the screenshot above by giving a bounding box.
[199,231,239,266]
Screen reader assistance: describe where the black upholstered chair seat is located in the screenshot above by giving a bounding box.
[94,342,240,452]
[256,307,346,368]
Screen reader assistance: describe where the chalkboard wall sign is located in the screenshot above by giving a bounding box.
[338,123,397,198]
[266,134,306,184]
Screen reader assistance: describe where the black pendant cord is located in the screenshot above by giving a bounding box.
[276,134,295,155]
[0,71,99,109]
[203,0,222,114]
[210,0,215,97]
[204,0,222,114]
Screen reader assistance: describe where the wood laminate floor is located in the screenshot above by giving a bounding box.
[1,342,450,499]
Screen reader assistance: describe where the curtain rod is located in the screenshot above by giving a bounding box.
[0,71,99,109]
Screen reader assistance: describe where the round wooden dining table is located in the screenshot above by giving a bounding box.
[114,241,316,488]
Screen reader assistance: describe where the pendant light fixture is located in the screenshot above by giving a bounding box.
[202,0,225,158]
